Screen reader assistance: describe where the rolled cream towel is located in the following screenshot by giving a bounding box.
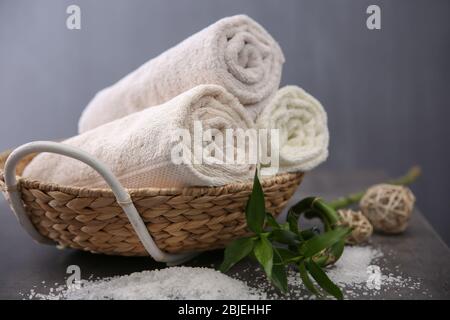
[23,85,255,188]
[256,86,329,173]
[78,15,284,133]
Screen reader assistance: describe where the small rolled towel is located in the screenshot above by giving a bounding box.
[23,85,255,188]
[256,86,329,173]
[78,14,284,133]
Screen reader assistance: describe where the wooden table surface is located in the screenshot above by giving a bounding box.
[1,170,449,300]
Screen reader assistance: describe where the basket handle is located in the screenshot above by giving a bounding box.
[3,141,197,265]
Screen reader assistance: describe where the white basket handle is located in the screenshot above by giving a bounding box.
[3,141,197,265]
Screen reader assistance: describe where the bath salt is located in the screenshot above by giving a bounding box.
[24,246,425,300]
[28,267,266,300]
[237,246,425,299]
[326,246,425,298]
[327,246,383,286]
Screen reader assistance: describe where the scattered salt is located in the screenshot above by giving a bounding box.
[25,246,426,300]
[28,267,265,300]
[327,246,383,286]
[234,245,426,299]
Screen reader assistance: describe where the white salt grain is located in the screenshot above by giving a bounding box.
[25,246,425,300]
[31,267,265,300]
[327,246,383,286]
[244,246,424,299]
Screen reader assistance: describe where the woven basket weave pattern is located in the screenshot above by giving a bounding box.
[0,151,303,256]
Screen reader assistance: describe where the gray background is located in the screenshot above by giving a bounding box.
[0,0,449,245]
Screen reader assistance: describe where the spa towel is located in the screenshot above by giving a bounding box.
[23,85,255,188]
[78,15,284,133]
[256,86,329,173]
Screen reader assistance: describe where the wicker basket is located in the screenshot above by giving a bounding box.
[0,145,304,259]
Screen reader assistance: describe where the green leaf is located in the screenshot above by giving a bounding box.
[330,239,345,261]
[279,222,290,231]
[300,227,350,258]
[253,235,273,278]
[274,247,298,264]
[271,229,300,246]
[287,209,300,234]
[270,248,288,293]
[298,261,320,297]
[220,237,255,272]
[245,169,266,234]
[305,259,344,300]
[265,213,280,229]
[299,228,319,240]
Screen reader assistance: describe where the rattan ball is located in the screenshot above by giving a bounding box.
[360,184,415,234]
[337,209,373,245]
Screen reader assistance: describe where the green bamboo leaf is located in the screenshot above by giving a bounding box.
[270,248,288,293]
[300,227,350,258]
[274,247,298,264]
[220,237,255,272]
[313,239,346,267]
[330,239,345,261]
[279,222,290,231]
[299,228,319,240]
[298,262,320,297]
[305,259,344,300]
[245,170,266,234]
[287,209,299,234]
[271,229,300,246]
[265,213,280,229]
[253,235,273,278]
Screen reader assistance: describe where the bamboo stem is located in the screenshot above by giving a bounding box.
[328,166,421,210]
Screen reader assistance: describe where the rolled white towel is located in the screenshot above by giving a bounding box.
[23,85,255,188]
[256,86,329,173]
[79,15,284,133]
